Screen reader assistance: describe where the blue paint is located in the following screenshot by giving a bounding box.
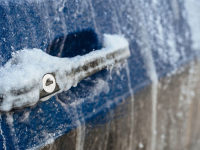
[0,0,197,149]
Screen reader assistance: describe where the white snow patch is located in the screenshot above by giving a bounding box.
[184,0,200,50]
[139,142,144,148]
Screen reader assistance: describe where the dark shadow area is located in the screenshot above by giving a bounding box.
[47,29,102,58]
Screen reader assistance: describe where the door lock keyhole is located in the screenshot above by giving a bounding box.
[42,74,56,93]
[45,79,53,86]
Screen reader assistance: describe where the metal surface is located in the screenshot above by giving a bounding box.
[40,45,130,101]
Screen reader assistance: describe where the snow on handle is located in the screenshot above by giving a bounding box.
[0,34,130,112]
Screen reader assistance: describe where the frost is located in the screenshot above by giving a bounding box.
[184,0,200,50]
[139,142,144,148]
[0,55,5,67]
[6,113,19,150]
[161,134,165,139]
[0,115,6,150]
[0,34,130,111]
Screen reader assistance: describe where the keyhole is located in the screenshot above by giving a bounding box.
[42,74,56,93]
[46,79,53,86]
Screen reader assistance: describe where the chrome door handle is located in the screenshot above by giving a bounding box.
[0,34,130,111]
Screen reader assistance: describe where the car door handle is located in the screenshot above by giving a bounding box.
[0,34,130,111]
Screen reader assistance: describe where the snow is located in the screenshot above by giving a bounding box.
[139,142,144,148]
[0,34,130,111]
[184,0,200,50]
